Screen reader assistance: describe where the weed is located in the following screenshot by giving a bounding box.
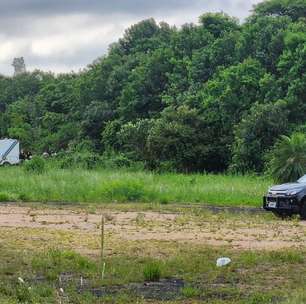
[239,251,259,266]
[268,250,304,264]
[0,192,11,202]
[0,166,271,206]
[18,193,30,201]
[104,213,114,222]
[102,180,147,202]
[181,286,201,298]
[16,284,33,303]
[31,249,96,282]
[143,261,162,282]
[283,290,306,304]
[135,213,146,226]
[1,238,306,303]
[247,292,275,304]
[23,156,46,174]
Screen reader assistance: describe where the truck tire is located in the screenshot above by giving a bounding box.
[300,200,306,220]
[272,210,292,219]
[272,210,282,218]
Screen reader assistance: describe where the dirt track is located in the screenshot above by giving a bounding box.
[1,204,306,251]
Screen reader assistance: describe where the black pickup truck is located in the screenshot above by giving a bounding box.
[263,175,306,219]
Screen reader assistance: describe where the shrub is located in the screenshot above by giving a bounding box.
[58,152,103,169]
[101,151,132,169]
[267,133,306,183]
[143,261,162,282]
[23,156,46,174]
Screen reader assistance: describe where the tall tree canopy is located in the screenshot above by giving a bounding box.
[1,0,306,173]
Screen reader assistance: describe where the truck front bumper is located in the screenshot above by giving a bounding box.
[263,195,300,212]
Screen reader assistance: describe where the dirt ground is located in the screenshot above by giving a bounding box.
[1,204,306,251]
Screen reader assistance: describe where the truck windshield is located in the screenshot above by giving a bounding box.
[298,175,306,183]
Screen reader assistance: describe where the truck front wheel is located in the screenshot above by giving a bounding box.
[300,200,306,220]
[272,210,292,219]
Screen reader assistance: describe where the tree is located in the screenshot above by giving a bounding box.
[6,97,40,151]
[268,133,306,183]
[81,101,114,147]
[0,1,305,173]
[196,59,266,170]
[118,19,161,54]
[170,23,214,59]
[119,48,173,120]
[147,106,210,172]
[190,31,239,83]
[238,16,290,72]
[253,0,306,21]
[199,13,239,38]
[231,100,289,173]
[277,37,306,123]
[38,76,77,114]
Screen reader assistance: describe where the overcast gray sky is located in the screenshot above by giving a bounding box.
[0,0,262,76]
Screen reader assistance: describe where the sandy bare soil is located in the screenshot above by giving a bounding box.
[1,204,306,251]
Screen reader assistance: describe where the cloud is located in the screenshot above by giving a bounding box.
[0,0,262,76]
[1,0,209,17]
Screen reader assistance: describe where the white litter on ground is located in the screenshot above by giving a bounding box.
[216,257,231,267]
[18,277,25,284]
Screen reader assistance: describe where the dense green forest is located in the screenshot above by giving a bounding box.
[1,0,306,173]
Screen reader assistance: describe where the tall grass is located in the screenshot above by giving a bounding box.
[143,261,163,281]
[0,166,272,206]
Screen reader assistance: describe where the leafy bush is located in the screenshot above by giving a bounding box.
[101,151,132,169]
[267,133,306,183]
[156,161,177,173]
[53,150,137,170]
[143,261,162,282]
[23,156,46,174]
[57,151,103,169]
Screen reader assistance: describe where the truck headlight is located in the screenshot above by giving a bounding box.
[286,190,298,196]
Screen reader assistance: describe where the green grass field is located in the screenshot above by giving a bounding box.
[0,166,271,206]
